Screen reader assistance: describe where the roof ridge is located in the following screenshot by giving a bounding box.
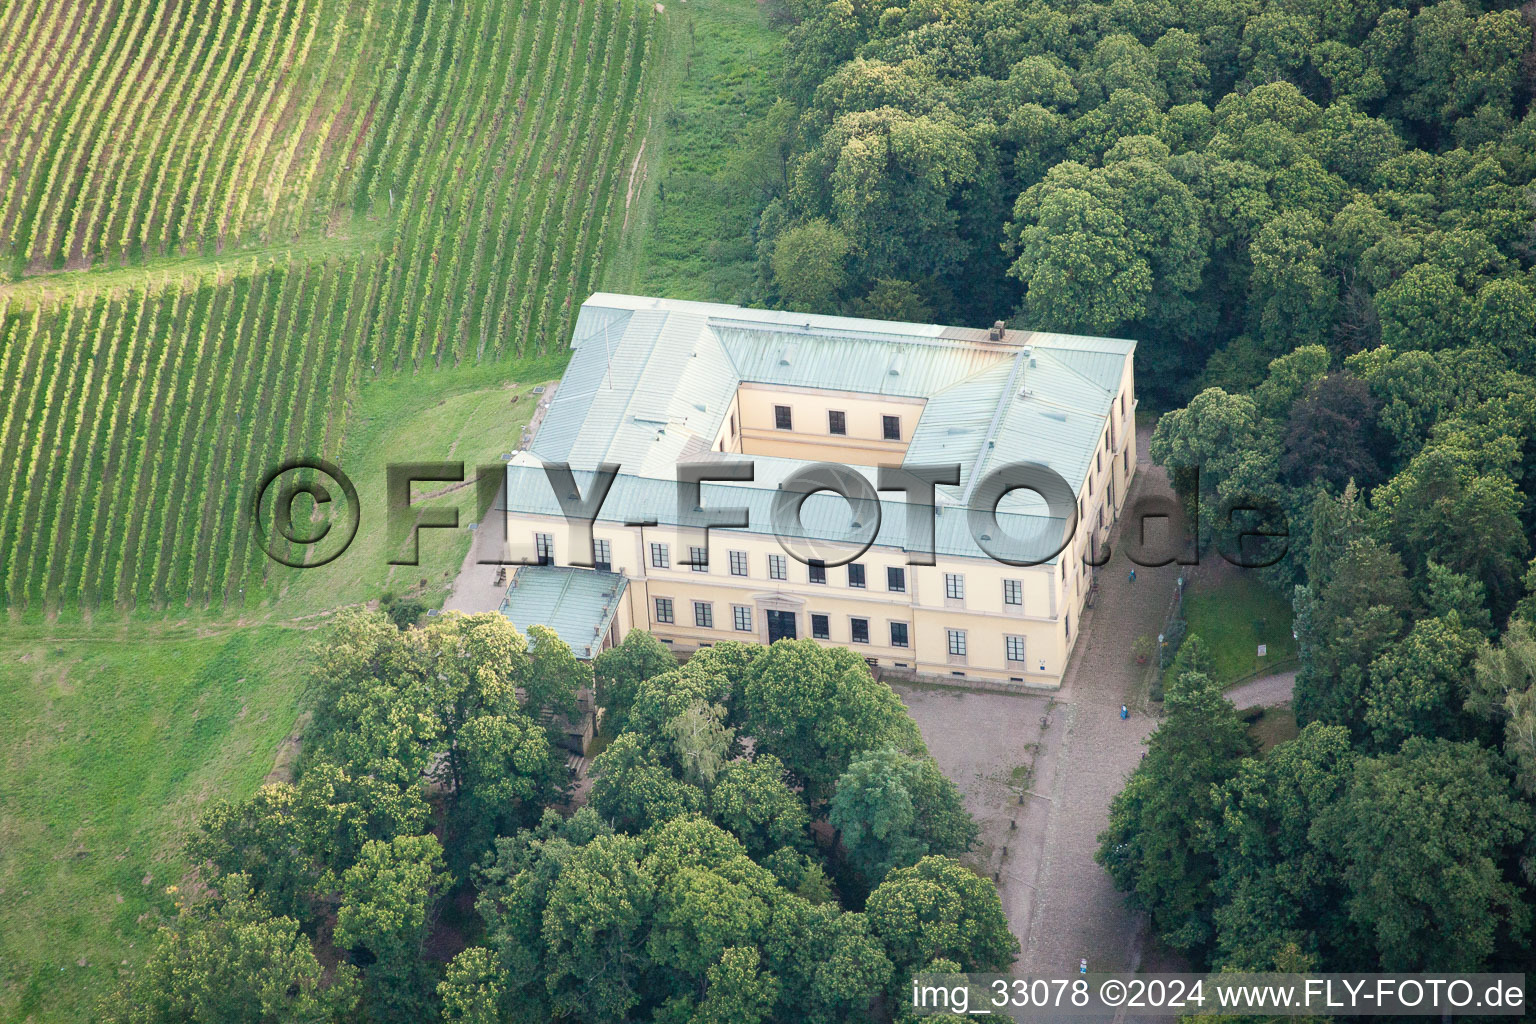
[923,354,1017,397]
[1030,346,1117,395]
[959,349,1031,508]
[593,310,697,458]
[709,315,970,349]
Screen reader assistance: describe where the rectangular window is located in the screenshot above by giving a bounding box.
[890,622,909,647]
[850,618,870,644]
[689,546,708,572]
[944,573,964,600]
[730,413,737,436]
[694,602,713,628]
[1006,635,1027,662]
[593,538,612,573]
[733,606,753,632]
[534,532,553,566]
[847,563,866,588]
[650,542,670,569]
[809,560,826,584]
[729,550,748,576]
[1003,579,1023,606]
[882,414,901,440]
[828,410,847,435]
[1065,613,1071,640]
[655,597,674,624]
[811,613,830,639]
[1097,450,1103,472]
[887,566,906,592]
[948,629,967,657]
[768,554,787,581]
[774,405,793,430]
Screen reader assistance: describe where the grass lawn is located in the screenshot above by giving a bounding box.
[607,0,784,303]
[266,354,566,619]
[0,624,313,1021]
[1182,572,1297,685]
[0,213,391,300]
[1246,704,1301,753]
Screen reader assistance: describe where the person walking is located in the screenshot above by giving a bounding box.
[1128,568,1136,582]
[1120,704,1128,720]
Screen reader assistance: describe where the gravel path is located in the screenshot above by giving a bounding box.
[1226,670,1296,710]
[1013,425,1189,976]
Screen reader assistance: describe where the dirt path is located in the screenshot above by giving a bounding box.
[894,682,1057,928]
[621,122,650,231]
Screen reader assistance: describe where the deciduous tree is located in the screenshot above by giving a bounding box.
[710,753,812,858]
[106,879,356,1024]
[590,733,705,834]
[830,746,978,885]
[866,856,1017,982]
[593,629,676,735]
[739,639,923,801]
[1316,738,1532,970]
[1098,666,1251,957]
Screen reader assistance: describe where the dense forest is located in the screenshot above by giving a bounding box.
[107,618,1013,1022]
[754,0,1534,401]
[753,0,1536,983]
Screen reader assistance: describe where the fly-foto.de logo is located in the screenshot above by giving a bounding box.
[251,458,1289,572]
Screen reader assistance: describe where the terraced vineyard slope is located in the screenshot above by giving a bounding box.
[0,0,663,616]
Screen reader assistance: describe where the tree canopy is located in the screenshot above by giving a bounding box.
[752,0,1536,407]
[124,615,1004,1023]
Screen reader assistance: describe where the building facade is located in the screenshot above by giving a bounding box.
[496,294,1136,688]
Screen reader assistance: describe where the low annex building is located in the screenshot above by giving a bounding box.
[495,293,1136,688]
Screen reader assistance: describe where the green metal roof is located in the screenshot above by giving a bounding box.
[715,325,1009,398]
[534,305,739,477]
[499,459,1071,564]
[498,566,628,660]
[520,294,1135,553]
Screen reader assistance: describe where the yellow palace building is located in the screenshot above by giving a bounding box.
[494,293,1136,689]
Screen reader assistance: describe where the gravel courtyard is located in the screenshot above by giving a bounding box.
[891,683,1060,910]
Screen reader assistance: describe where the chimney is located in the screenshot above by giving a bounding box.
[989,320,1006,341]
